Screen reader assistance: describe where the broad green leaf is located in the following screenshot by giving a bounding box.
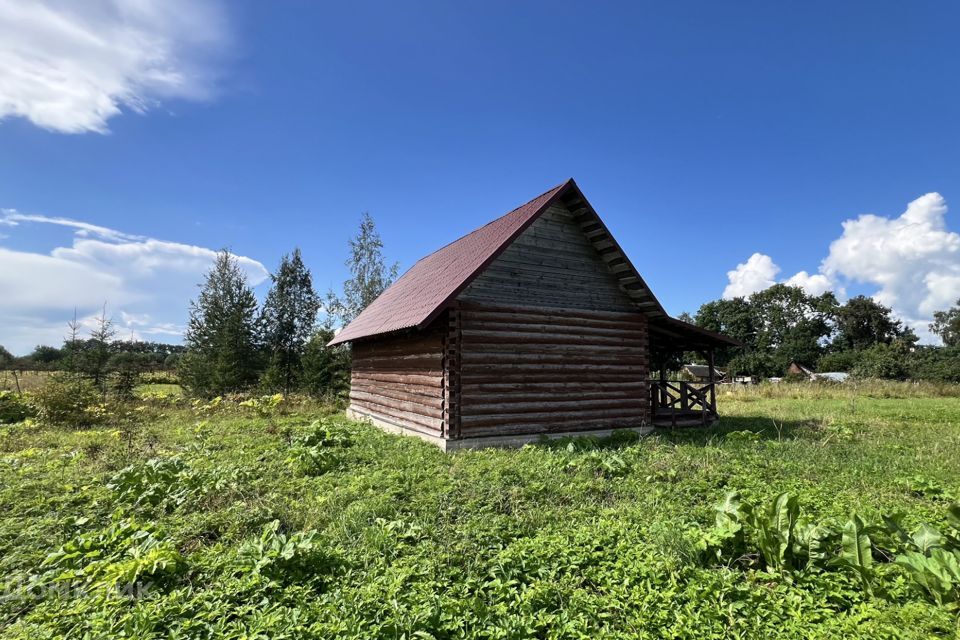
[912,523,944,554]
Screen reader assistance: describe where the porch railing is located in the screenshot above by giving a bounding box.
[649,380,718,427]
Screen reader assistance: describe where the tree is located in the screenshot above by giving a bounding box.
[695,297,757,366]
[748,285,837,372]
[27,345,64,367]
[300,327,350,399]
[84,304,117,391]
[181,250,262,396]
[0,345,13,368]
[851,342,912,380]
[259,249,321,393]
[833,295,915,352]
[326,213,398,327]
[930,299,960,347]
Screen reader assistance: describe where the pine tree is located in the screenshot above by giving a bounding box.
[181,250,261,396]
[86,304,116,392]
[301,326,351,399]
[327,212,398,327]
[259,248,321,393]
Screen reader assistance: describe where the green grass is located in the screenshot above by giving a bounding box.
[1,387,959,638]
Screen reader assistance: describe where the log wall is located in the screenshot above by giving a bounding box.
[458,203,636,312]
[456,302,650,437]
[349,314,447,437]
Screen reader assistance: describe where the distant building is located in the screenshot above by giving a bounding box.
[786,362,815,378]
[813,372,850,383]
[784,362,849,383]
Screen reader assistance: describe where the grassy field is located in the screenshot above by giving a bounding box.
[0,370,50,393]
[1,385,959,638]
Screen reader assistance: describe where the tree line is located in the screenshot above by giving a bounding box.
[176,212,397,398]
[0,213,397,399]
[5,216,959,389]
[689,284,960,381]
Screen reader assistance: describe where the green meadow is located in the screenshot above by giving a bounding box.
[2,383,959,639]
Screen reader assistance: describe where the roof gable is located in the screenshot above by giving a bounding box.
[329,179,667,345]
[457,201,639,312]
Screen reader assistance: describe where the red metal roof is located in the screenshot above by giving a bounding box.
[328,180,571,345]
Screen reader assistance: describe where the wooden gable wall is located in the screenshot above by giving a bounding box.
[458,203,637,311]
[452,202,651,437]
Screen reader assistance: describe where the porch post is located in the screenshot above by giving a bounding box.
[707,348,717,419]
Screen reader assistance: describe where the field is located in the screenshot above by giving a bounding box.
[2,384,959,638]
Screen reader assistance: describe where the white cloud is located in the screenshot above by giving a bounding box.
[0,0,230,134]
[722,253,780,299]
[783,270,834,297]
[0,208,268,354]
[721,192,960,343]
[822,192,960,339]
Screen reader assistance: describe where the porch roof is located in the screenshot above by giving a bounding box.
[648,317,741,353]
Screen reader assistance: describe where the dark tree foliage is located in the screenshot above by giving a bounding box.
[695,297,757,368]
[851,342,913,380]
[0,345,13,367]
[833,295,916,351]
[181,250,262,396]
[259,249,321,393]
[748,285,837,372]
[908,345,960,382]
[28,345,65,365]
[327,213,398,327]
[692,285,960,380]
[930,298,960,347]
[300,327,350,399]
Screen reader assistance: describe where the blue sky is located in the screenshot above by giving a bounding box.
[2,1,959,353]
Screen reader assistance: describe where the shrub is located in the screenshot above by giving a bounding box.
[236,520,331,583]
[286,419,353,475]
[31,374,106,427]
[39,516,183,595]
[0,390,34,424]
[852,343,911,380]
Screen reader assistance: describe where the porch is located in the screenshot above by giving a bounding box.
[650,380,718,427]
[646,316,739,429]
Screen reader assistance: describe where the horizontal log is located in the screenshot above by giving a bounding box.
[460,353,648,366]
[461,324,645,341]
[350,390,443,418]
[459,416,648,438]
[350,396,444,429]
[462,313,644,334]
[463,398,646,416]
[461,406,647,429]
[350,405,443,435]
[460,390,643,404]
[460,338,646,354]
[471,268,626,291]
[351,382,444,405]
[461,288,635,314]
[351,372,443,388]
[351,359,443,373]
[458,301,646,322]
[461,372,647,385]
[464,380,648,393]
[352,336,444,358]
[461,362,646,375]
[352,351,443,365]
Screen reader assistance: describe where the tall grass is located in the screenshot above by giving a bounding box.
[719,379,960,401]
